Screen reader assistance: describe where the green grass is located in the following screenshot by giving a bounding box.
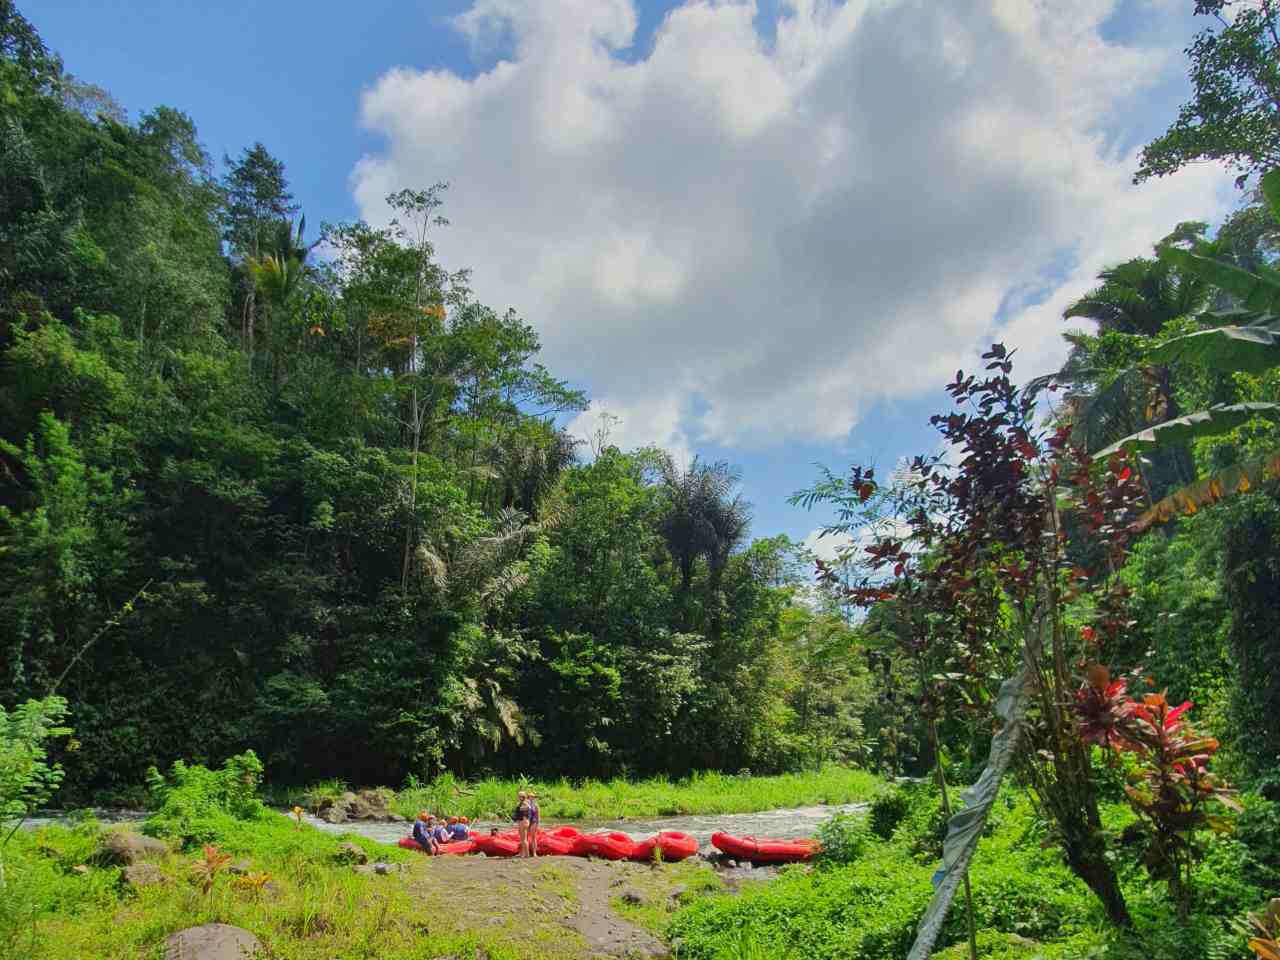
[0,815,574,960]
[666,782,1268,960]
[609,859,723,935]
[386,765,883,821]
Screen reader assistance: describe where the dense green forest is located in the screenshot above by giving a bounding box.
[4,0,1280,956]
[0,1,870,801]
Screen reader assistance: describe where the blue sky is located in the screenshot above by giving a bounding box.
[29,0,1231,555]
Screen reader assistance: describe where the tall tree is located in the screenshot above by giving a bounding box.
[222,143,297,354]
[1136,1,1280,188]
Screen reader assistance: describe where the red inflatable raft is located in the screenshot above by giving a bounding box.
[472,832,521,857]
[710,832,819,864]
[577,831,636,860]
[397,836,476,855]
[629,831,698,862]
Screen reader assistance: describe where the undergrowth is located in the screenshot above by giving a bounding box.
[390,765,883,821]
[668,781,1274,960]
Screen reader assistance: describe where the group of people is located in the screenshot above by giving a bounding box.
[407,789,542,857]
[513,789,540,858]
[410,812,472,854]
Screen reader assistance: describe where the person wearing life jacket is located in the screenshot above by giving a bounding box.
[448,816,469,841]
[412,811,439,854]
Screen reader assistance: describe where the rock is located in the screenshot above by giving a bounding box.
[98,831,169,866]
[610,876,625,887]
[373,862,393,876]
[387,813,407,822]
[486,916,505,927]
[72,864,90,875]
[163,923,263,960]
[667,884,688,902]
[352,864,376,876]
[228,860,252,876]
[620,888,647,906]
[350,788,395,820]
[122,863,167,889]
[335,842,367,865]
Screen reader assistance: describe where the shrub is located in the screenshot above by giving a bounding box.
[868,784,910,840]
[816,811,875,865]
[144,751,269,846]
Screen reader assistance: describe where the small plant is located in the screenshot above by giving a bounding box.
[1075,666,1240,913]
[291,805,305,829]
[231,871,272,899]
[816,811,873,865]
[190,844,232,895]
[0,697,71,889]
[1243,899,1280,960]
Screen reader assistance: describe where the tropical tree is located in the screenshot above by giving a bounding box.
[1136,0,1280,188]
[656,455,752,632]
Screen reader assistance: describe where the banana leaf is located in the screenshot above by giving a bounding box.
[1134,449,1280,532]
[1158,246,1280,315]
[1263,169,1280,223]
[906,613,1043,959]
[1094,403,1280,458]
[1146,324,1280,374]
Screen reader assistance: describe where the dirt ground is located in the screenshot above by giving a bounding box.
[405,854,724,959]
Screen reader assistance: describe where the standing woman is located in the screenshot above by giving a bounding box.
[514,790,532,857]
[527,792,541,858]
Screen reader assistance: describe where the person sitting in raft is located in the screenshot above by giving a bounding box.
[448,816,469,841]
[412,811,439,854]
[432,818,451,846]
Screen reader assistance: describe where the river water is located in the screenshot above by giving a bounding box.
[26,801,868,846]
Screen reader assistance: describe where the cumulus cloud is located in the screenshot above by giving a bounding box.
[352,0,1232,454]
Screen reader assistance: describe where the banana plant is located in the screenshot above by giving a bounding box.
[1085,169,1280,526]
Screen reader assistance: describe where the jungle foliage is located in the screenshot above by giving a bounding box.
[0,3,870,798]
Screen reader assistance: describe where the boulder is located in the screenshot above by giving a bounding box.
[98,831,169,865]
[122,863,168,889]
[619,888,647,906]
[163,923,262,960]
[349,788,395,820]
[317,791,358,824]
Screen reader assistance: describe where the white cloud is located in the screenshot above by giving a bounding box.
[801,528,856,564]
[352,0,1233,456]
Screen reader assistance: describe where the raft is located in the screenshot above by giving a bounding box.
[396,836,476,855]
[472,832,521,857]
[577,831,636,860]
[710,832,818,864]
[628,831,698,862]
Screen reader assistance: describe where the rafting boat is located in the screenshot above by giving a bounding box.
[710,832,819,864]
[397,836,477,855]
[577,830,636,860]
[472,832,521,857]
[628,830,698,862]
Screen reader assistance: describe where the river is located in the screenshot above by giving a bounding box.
[25,801,868,845]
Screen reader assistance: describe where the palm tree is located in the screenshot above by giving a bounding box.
[484,424,580,517]
[247,216,318,386]
[655,454,752,633]
[1039,250,1217,496]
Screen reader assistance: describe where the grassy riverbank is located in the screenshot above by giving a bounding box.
[285,765,884,822]
[665,781,1280,960]
[1,813,713,960]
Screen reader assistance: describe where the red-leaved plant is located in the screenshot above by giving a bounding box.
[1076,665,1239,913]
